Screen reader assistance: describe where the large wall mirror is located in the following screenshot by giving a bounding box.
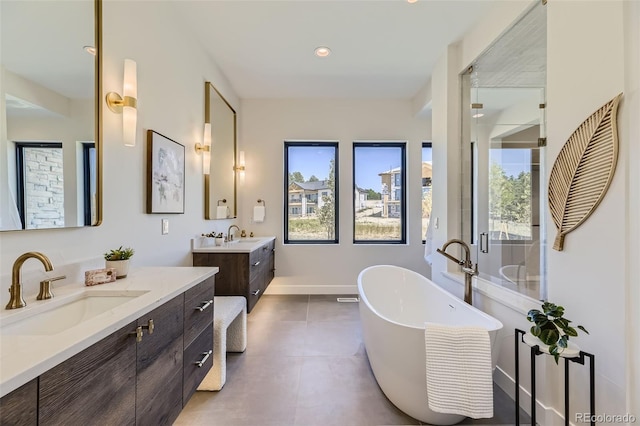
[204,81,237,220]
[0,0,101,231]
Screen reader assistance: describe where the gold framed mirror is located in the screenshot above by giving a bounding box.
[204,81,236,220]
[0,0,101,231]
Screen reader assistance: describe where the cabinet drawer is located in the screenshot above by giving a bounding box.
[183,323,214,404]
[247,276,262,312]
[184,276,215,347]
[248,249,262,281]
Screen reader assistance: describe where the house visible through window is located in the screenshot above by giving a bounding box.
[353,142,406,243]
[284,141,338,243]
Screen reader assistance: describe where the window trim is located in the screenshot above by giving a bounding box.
[352,141,406,244]
[284,141,339,244]
[82,142,96,226]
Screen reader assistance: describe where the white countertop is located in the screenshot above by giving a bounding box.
[0,266,218,397]
[192,236,275,253]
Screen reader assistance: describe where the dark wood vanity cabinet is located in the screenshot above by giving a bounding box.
[0,379,38,425]
[3,276,215,426]
[39,298,185,426]
[193,239,275,312]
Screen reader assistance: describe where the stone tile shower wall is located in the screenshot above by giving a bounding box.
[24,147,64,229]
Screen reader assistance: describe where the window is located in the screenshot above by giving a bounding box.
[284,141,338,243]
[488,146,539,241]
[16,142,64,229]
[422,142,433,241]
[353,142,406,243]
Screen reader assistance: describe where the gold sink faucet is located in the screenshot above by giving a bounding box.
[227,225,240,242]
[7,252,54,310]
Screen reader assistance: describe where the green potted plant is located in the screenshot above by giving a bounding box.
[526,301,589,363]
[104,246,135,279]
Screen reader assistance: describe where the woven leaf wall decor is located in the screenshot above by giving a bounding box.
[548,93,622,251]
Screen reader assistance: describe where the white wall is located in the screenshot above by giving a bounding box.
[547,0,628,418]
[432,0,639,423]
[624,0,640,415]
[0,1,239,300]
[239,99,431,293]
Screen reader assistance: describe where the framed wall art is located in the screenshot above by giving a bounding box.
[146,130,185,214]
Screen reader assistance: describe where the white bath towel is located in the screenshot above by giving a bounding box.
[424,216,434,265]
[424,323,494,419]
[253,205,265,223]
[216,206,229,219]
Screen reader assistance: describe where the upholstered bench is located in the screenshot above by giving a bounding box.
[197,296,247,391]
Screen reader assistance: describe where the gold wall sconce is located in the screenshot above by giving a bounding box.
[235,150,246,183]
[106,59,137,146]
[195,122,212,175]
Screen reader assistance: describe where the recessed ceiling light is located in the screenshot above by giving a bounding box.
[84,45,96,56]
[314,46,331,58]
[472,113,485,118]
[407,0,418,3]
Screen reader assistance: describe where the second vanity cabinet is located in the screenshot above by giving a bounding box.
[193,239,274,312]
[1,275,215,426]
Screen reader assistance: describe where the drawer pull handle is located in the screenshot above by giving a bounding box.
[195,350,212,368]
[130,326,143,343]
[142,319,154,334]
[252,288,261,296]
[195,299,213,312]
[252,261,261,267]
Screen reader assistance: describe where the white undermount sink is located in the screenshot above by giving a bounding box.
[0,290,148,336]
[227,237,263,244]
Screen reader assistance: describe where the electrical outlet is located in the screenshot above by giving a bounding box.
[162,219,169,235]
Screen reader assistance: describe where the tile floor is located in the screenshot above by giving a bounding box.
[175,295,530,426]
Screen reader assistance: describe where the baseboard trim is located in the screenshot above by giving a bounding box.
[264,284,358,295]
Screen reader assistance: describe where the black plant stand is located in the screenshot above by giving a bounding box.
[514,328,595,426]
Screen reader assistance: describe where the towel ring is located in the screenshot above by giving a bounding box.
[217,199,227,206]
[257,199,266,206]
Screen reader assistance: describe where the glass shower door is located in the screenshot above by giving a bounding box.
[470,86,546,300]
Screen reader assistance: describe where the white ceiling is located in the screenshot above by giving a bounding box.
[172,0,500,100]
[1,1,503,104]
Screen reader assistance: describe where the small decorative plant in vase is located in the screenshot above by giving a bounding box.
[104,246,135,279]
[526,301,589,363]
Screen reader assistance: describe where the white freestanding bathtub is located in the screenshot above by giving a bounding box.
[357,265,503,425]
